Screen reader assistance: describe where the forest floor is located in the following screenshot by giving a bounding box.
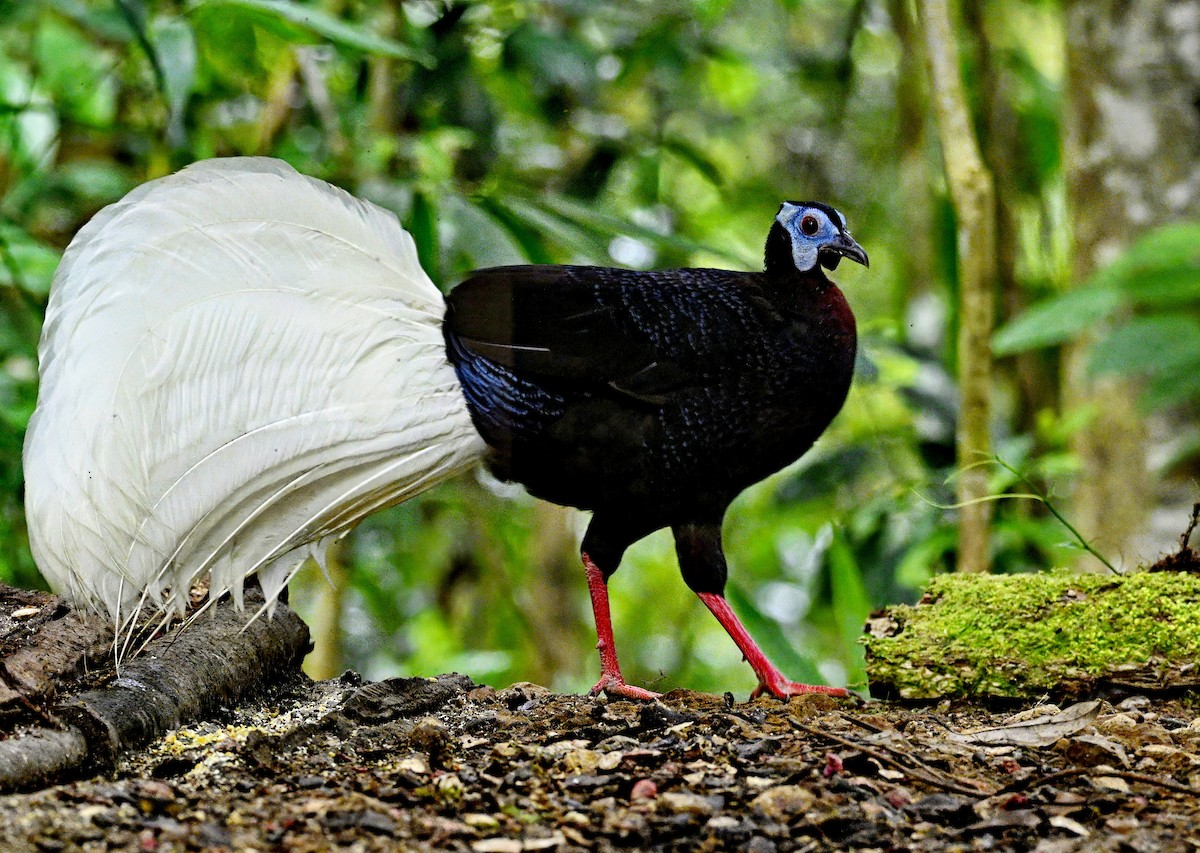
[2,671,1199,852]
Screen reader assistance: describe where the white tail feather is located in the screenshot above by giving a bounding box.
[23,157,486,628]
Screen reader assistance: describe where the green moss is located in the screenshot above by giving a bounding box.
[863,571,1200,699]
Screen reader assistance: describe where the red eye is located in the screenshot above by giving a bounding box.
[800,215,819,236]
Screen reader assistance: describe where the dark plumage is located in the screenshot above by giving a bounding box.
[444,200,867,699]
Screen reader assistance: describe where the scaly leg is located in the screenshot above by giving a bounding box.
[583,552,659,701]
[697,592,848,699]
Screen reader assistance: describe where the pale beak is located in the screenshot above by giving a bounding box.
[818,232,869,271]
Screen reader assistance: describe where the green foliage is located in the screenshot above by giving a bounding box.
[191,0,435,66]
[0,0,1175,697]
[991,287,1122,353]
[995,222,1200,411]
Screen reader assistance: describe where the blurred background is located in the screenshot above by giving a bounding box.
[0,0,1196,695]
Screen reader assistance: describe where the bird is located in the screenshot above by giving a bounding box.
[22,157,867,700]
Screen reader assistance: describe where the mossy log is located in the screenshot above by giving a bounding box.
[864,571,1200,701]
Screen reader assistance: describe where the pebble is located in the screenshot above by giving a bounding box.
[1061,734,1130,768]
[1094,712,1139,736]
[658,791,718,816]
[1092,774,1132,794]
[629,779,657,801]
[1105,814,1140,834]
[472,840,523,853]
[749,785,816,821]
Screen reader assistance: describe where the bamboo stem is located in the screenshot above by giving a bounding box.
[304,540,347,680]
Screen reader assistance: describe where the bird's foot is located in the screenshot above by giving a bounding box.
[751,673,850,700]
[589,673,661,701]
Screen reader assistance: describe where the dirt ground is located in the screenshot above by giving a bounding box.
[2,672,1198,852]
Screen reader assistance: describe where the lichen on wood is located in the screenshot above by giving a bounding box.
[0,587,312,792]
[864,571,1200,700]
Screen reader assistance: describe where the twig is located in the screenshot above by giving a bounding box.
[1181,503,1200,552]
[837,711,888,734]
[792,721,994,797]
[1001,766,1196,797]
[993,456,1118,573]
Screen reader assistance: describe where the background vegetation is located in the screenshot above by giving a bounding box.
[0,0,1195,696]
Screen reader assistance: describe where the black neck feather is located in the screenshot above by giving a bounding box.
[763,222,793,274]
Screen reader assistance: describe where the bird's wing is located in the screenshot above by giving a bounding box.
[24,157,487,628]
[444,265,701,403]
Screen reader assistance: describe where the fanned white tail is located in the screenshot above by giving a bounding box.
[23,157,487,630]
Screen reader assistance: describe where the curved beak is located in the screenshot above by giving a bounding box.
[819,232,869,271]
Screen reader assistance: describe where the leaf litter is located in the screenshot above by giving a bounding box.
[2,674,1199,851]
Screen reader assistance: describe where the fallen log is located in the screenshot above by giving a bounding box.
[0,587,311,791]
[0,585,113,719]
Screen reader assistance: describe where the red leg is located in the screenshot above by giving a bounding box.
[696,592,849,699]
[583,553,659,701]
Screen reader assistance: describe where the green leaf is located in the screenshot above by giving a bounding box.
[187,0,434,67]
[827,533,870,685]
[44,0,134,41]
[34,16,118,126]
[1141,362,1200,412]
[53,161,135,207]
[1092,222,1200,288]
[190,1,277,81]
[660,136,724,186]
[507,24,596,90]
[1089,315,1200,378]
[475,198,555,265]
[533,192,754,268]
[0,225,62,296]
[491,196,608,263]
[992,286,1122,354]
[409,191,439,287]
[443,194,527,270]
[1120,266,1200,306]
[153,19,197,146]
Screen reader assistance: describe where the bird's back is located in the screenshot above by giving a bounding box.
[444,264,856,523]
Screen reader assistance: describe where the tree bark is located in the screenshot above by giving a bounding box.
[918,0,998,574]
[1064,0,1200,569]
[0,588,311,792]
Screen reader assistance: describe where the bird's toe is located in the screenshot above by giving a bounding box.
[753,677,850,700]
[590,674,661,701]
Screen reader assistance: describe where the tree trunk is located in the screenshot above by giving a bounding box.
[918,0,998,574]
[1063,0,1200,569]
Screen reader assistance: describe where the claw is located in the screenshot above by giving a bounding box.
[590,674,661,702]
[752,675,850,700]
[696,591,850,700]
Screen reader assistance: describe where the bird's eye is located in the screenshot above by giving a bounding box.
[800,215,819,236]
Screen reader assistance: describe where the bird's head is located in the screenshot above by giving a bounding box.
[765,201,869,275]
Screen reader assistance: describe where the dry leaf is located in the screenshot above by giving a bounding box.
[1049,815,1090,837]
[949,701,1101,747]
